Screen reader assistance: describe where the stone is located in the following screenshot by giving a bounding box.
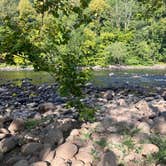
[13,160,29,166]
[137,122,151,134]
[76,146,93,163]
[51,157,66,166]
[40,146,51,160]
[97,150,117,166]
[142,144,159,156]
[21,142,43,155]
[30,161,48,166]
[133,133,150,143]
[8,118,24,133]
[38,103,55,113]
[0,152,3,161]
[44,128,63,146]
[0,136,18,153]
[0,128,10,134]
[102,90,114,100]
[56,142,78,159]
[70,129,80,136]
[152,117,166,135]
[5,156,25,165]
[72,159,84,166]
[135,100,156,118]
[0,133,8,140]
[42,149,56,163]
[0,116,4,128]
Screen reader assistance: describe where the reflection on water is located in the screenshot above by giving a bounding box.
[0,69,166,89]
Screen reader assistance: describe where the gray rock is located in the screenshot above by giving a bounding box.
[44,128,63,146]
[152,117,166,135]
[13,160,29,166]
[98,150,117,166]
[21,142,43,155]
[38,103,55,113]
[0,136,18,153]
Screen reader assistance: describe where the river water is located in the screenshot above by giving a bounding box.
[0,69,166,89]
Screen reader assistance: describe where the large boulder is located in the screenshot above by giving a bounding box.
[135,100,156,118]
[13,160,29,166]
[98,150,117,166]
[21,142,43,155]
[137,122,151,134]
[43,128,63,146]
[0,136,18,153]
[30,161,48,166]
[151,117,166,135]
[56,142,78,160]
[8,118,24,133]
[76,146,94,164]
[51,157,66,166]
[141,144,159,156]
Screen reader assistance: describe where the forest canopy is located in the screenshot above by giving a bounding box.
[0,0,165,67]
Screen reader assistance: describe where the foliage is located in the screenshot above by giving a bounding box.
[0,0,165,118]
[150,135,166,164]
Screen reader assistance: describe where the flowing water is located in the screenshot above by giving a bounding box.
[0,69,166,89]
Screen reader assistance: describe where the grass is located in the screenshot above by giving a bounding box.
[150,135,166,164]
[25,117,49,130]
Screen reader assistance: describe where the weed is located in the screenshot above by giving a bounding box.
[150,135,166,164]
[95,138,107,148]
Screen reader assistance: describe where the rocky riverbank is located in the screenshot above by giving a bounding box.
[0,79,166,166]
[1,64,166,71]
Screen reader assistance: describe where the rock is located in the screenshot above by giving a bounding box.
[117,98,127,106]
[41,149,56,163]
[137,122,151,134]
[0,128,10,134]
[13,160,29,166]
[0,133,8,140]
[40,145,51,160]
[56,142,78,159]
[30,161,48,166]
[0,136,18,153]
[102,90,114,100]
[44,128,63,146]
[152,117,166,135]
[5,156,25,165]
[0,152,3,161]
[8,118,24,133]
[59,118,77,133]
[135,100,156,118]
[72,159,84,166]
[0,116,4,128]
[51,157,66,166]
[38,103,55,113]
[98,150,117,166]
[142,144,159,156]
[70,129,80,136]
[21,142,43,155]
[76,146,93,163]
[133,133,150,143]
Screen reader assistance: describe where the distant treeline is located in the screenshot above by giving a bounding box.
[0,0,166,67]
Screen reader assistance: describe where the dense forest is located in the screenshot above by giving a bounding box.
[0,0,166,68]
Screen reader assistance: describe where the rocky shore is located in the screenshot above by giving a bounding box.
[0,79,166,166]
[1,64,166,71]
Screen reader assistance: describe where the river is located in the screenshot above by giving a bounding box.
[0,69,166,89]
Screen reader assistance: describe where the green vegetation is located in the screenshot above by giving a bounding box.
[0,0,165,119]
[150,135,166,164]
[0,0,165,67]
